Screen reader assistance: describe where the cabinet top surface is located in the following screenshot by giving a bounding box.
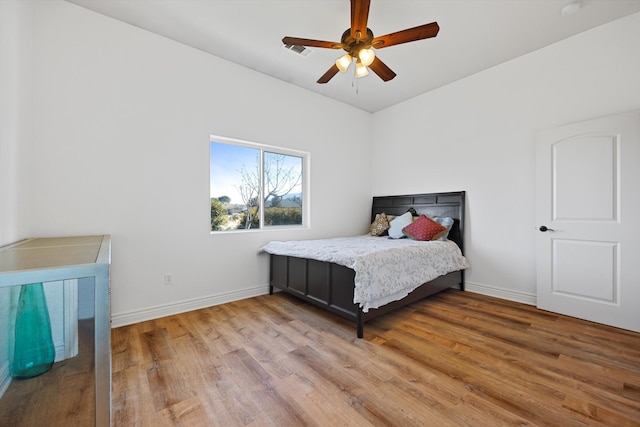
[0,235,109,274]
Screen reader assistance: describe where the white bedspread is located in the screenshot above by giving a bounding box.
[261,235,470,312]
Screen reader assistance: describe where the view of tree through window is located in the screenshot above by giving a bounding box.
[210,138,305,231]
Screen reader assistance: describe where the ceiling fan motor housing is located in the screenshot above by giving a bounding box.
[341,28,375,57]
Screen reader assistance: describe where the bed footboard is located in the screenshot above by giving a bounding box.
[270,255,359,323]
[269,254,462,338]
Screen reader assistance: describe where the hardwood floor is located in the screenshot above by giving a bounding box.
[111,289,640,426]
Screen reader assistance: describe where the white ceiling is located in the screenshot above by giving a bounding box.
[65,0,640,113]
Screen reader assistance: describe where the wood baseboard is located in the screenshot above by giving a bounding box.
[464,281,536,306]
[110,282,536,328]
[110,284,271,328]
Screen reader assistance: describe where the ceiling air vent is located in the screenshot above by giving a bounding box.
[283,44,312,57]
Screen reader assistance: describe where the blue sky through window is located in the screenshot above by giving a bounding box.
[210,141,258,205]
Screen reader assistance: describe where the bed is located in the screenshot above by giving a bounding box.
[262,191,468,338]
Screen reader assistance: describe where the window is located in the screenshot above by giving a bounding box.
[210,135,307,232]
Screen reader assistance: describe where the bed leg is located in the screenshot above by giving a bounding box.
[269,285,274,295]
[356,310,363,338]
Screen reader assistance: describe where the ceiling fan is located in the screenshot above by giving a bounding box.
[282,0,439,84]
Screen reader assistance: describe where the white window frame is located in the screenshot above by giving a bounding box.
[210,134,310,233]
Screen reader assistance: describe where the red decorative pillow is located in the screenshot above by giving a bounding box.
[402,214,447,241]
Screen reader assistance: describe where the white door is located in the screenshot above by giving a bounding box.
[536,110,640,333]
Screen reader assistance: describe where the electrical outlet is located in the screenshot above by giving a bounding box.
[164,274,174,286]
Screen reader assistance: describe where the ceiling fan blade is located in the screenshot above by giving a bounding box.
[282,37,343,49]
[369,57,396,82]
[372,22,440,49]
[351,0,371,40]
[317,64,340,84]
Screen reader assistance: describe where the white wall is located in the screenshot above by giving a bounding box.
[0,0,33,247]
[29,0,373,325]
[8,0,640,326]
[371,12,640,303]
[0,0,34,397]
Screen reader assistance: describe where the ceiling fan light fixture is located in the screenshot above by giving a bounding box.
[336,54,352,72]
[358,48,375,67]
[355,61,369,78]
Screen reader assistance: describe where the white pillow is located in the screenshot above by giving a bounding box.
[388,211,413,239]
[434,216,454,240]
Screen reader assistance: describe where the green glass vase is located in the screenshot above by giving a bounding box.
[10,283,55,379]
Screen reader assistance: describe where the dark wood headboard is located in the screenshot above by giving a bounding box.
[371,191,466,254]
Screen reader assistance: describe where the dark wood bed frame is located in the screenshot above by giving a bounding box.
[268,191,466,338]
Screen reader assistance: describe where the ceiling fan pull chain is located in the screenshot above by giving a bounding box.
[352,68,356,90]
[352,63,359,94]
